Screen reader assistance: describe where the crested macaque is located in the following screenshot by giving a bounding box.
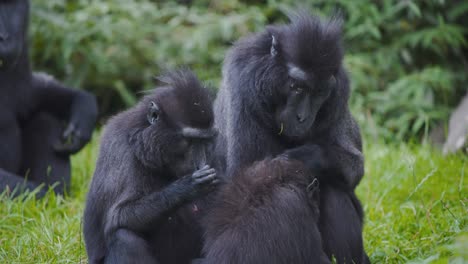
[0,0,97,198]
[213,12,369,263]
[203,156,330,264]
[84,70,218,264]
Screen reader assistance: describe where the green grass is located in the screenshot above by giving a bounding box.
[361,143,467,263]
[0,136,466,263]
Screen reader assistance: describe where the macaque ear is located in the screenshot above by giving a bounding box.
[271,35,279,56]
[150,101,160,111]
[147,101,161,125]
[267,26,280,57]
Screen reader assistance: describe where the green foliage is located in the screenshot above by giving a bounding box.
[0,137,466,263]
[30,0,266,114]
[331,0,467,141]
[29,0,467,141]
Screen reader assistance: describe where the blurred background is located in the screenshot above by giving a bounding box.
[30,0,467,144]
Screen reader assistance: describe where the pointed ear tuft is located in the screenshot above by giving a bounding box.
[266,26,280,57]
[150,101,160,111]
[271,35,278,56]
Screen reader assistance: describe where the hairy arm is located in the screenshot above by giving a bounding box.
[31,73,98,154]
[104,166,217,237]
[283,118,364,190]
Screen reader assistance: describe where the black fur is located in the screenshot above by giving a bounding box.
[203,157,330,264]
[213,12,369,263]
[83,69,219,264]
[0,0,98,197]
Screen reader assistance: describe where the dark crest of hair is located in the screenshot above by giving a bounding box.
[156,68,214,127]
[269,11,344,75]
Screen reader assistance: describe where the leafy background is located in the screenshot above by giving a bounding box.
[1,1,466,263]
[30,0,468,142]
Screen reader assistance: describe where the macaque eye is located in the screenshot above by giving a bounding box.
[147,101,160,125]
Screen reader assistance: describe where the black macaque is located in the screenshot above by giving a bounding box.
[0,0,97,198]
[213,12,369,263]
[84,70,219,264]
[203,156,330,264]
